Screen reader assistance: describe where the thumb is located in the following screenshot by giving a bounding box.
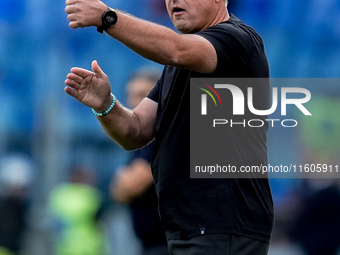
[91,60,104,78]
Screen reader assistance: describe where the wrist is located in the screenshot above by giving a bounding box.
[92,93,116,117]
[97,7,118,33]
[95,4,109,27]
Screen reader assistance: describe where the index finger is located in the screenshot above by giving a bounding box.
[70,67,93,79]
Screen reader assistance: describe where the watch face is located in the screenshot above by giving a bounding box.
[104,11,117,26]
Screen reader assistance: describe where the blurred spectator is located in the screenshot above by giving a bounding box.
[111,67,168,255]
[0,153,35,255]
[288,95,340,255]
[49,166,105,255]
[289,182,340,255]
[299,95,340,163]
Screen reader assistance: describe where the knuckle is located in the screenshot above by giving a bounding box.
[74,5,81,12]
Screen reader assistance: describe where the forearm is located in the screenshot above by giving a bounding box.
[97,101,151,150]
[106,12,183,67]
[111,159,154,204]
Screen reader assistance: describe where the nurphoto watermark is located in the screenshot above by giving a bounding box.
[190,78,339,179]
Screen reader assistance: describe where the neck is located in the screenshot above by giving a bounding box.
[208,8,230,29]
[223,12,230,22]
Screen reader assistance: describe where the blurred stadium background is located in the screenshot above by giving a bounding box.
[0,0,340,254]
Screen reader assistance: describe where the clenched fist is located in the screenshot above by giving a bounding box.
[65,0,107,29]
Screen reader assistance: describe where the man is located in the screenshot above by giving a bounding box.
[49,167,105,255]
[64,0,274,254]
[111,68,168,255]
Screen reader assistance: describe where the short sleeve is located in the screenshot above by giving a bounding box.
[196,21,252,76]
[146,80,160,102]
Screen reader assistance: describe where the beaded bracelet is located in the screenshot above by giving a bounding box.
[91,93,116,117]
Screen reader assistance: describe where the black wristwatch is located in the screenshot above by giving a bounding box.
[97,7,118,34]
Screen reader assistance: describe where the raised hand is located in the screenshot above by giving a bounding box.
[65,0,107,29]
[64,60,112,112]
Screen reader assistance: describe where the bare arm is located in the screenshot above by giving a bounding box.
[104,12,217,73]
[65,60,157,150]
[65,0,218,73]
[111,158,154,204]
[98,97,157,150]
